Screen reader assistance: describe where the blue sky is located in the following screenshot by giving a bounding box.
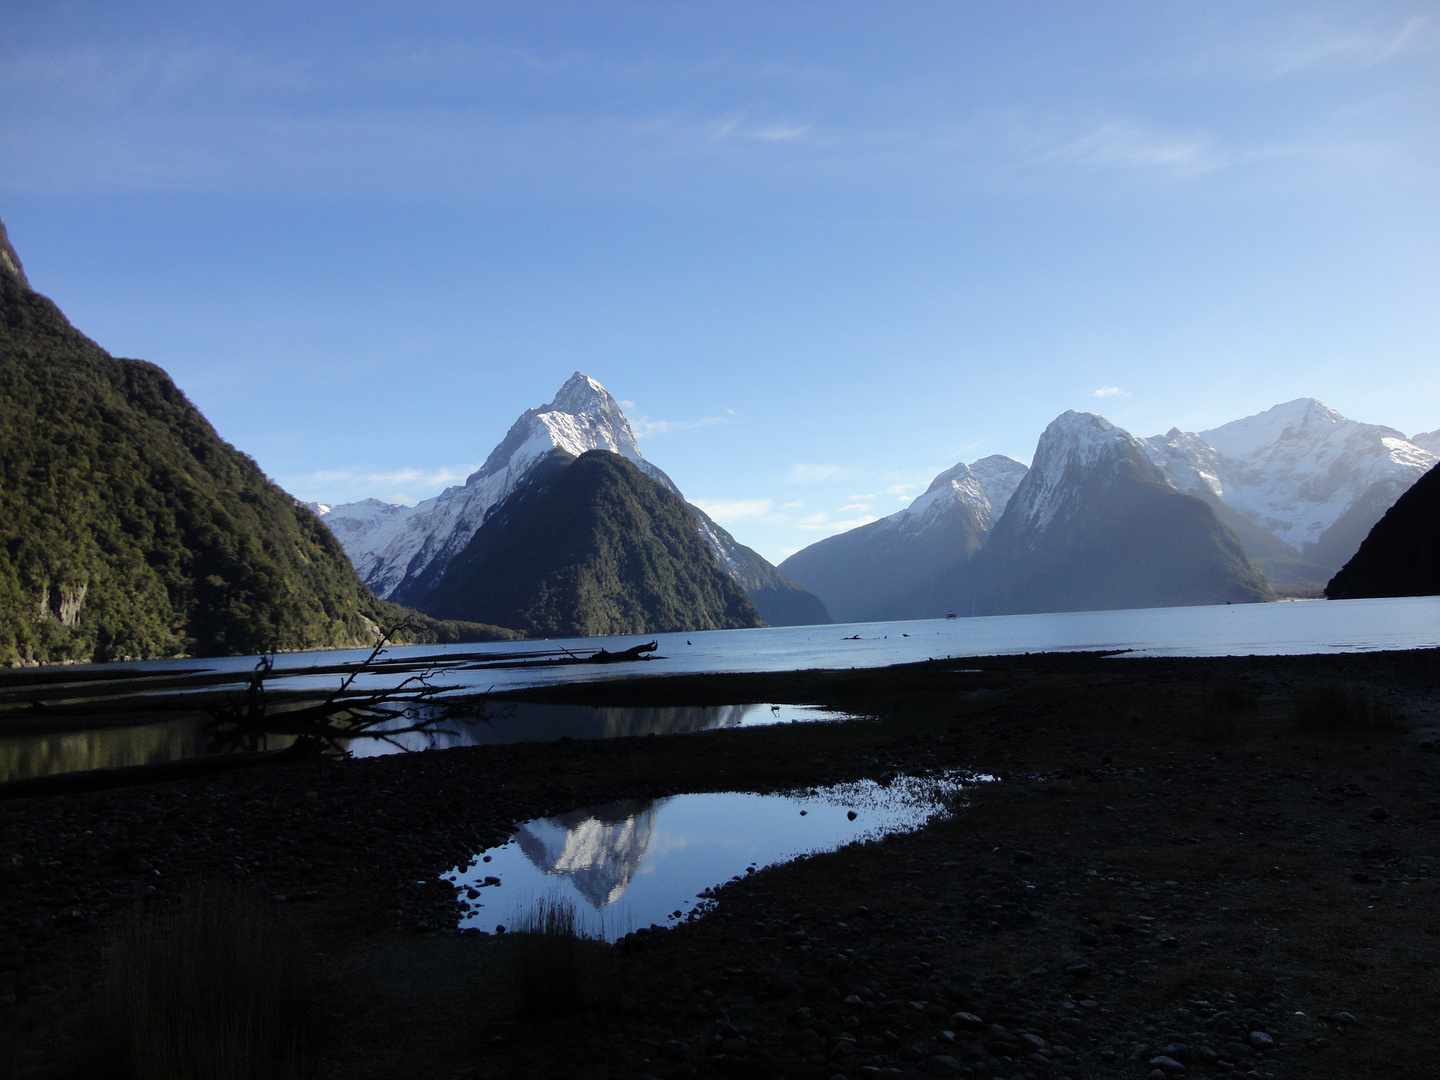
[3,1,1437,562]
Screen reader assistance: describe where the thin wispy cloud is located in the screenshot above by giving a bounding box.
[631,414,729,437]
[690,498,773,523]
[796,514,878,532]
[786,463,849,484]
[1094,386,1131,398]
[712,115,812,143]
[1247,13,1438,78]
[1044,120,1223,176]
[282,465,477,505]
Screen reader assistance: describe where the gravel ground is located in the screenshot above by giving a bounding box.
[1,649,1437,1080]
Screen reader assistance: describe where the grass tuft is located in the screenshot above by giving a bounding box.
[85,883,307,1080]
[1292,683,1405,735]
[509,893,596,1018]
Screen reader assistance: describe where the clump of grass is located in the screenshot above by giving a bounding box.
[1293,683,1405,735]
[87,884,307,1080]
[509,894,596,1018]
[1198,679,1257,740]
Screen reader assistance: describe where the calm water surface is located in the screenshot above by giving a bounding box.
[5,596,1437,782]
[442,773,984,941]
[110,594,1440,697]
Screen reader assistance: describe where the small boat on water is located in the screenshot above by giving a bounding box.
[944,612,957,619]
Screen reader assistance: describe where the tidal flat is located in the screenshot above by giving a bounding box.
[2,648,1438,1080]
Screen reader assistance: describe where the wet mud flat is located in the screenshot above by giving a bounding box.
[2,648,1438,1080]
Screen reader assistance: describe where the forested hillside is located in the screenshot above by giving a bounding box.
[0,218,516,663]
[407,450,766,637]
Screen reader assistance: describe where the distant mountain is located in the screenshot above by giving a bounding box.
[778,455,1026,623]
[406,450,765,637]
[1410,429,1440,456]
[1144,399,1437,586]
[1325,462,1440,600]
[0,216,515,664]
[314,373,828,627]
[973,412,1273,615]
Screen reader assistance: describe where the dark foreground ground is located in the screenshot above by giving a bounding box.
[2,648,1438,1080]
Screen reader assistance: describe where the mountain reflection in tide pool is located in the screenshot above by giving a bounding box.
[442,773,991,942]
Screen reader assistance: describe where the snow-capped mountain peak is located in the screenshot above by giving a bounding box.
[1009,411,1159,534]
[1199,397,1351,461]
[1192,398,1436,552]
[315,373,679,600]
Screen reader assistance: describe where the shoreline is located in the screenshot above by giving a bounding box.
[2,647,1438,1079]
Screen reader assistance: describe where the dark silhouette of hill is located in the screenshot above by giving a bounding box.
[1325,462,1440,599]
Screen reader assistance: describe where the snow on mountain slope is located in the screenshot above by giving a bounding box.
[304,498,413,555]
[1192,399,1437,553]
[977,409,1272,613]
[1142,429,1227,500]
[1411,429,1440,456]
[776,454,1027,624]
[969,454,1031,519]
[315,373,681,600]
[1003,411,1164,541]
[312,373,826,622]
[883,454,1028,537]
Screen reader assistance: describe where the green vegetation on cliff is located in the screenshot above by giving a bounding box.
[406,450,766,637]
[0,219,516,664]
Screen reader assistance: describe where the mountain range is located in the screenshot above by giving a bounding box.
[780,399,1437,623]
[313,372,829,629]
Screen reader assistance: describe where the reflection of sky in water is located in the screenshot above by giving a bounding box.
[442,774,983,941]
[344,702,848,757]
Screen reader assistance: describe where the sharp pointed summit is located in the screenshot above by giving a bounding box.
[314,373,829,629]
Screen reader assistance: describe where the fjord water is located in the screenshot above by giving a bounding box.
[443,774,978,941]
[122,593,1440,695]
[5,596,1437,782]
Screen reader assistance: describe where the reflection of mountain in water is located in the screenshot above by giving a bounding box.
[352,703,752,756]
[512,798,665,908]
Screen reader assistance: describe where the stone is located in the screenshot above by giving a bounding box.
[1328,1011,1359,1026]
[1076,928,1100,946]
[949,1011,986,1031]
[1367,806,1390,821]
[1248,1031,1275,1049]
[927,1054,962,1074]
[1148,1054,1187,1074]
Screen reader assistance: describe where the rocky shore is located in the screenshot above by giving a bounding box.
[2,648,1438,1079]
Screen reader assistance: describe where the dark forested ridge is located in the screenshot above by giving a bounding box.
[1325,462,1440,600]
[404,450,766,637]
[0,218,516,664]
